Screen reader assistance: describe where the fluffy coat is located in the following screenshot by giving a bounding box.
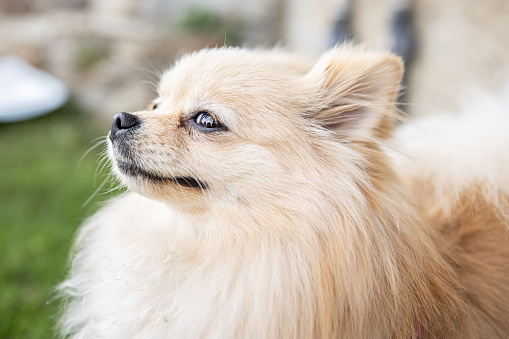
[59,46,509,338]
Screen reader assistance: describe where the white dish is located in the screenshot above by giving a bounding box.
[0,56,69,123]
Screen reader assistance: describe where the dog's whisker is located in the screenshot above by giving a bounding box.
[82,173,112,207]
[78,138,107,169]
[94,153,112,186]
[96,154,110,173]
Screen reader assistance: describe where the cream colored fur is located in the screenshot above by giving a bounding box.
[59,46,509,338]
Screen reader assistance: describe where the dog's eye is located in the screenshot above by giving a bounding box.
[193,112,226,131]
[149,102,158,110]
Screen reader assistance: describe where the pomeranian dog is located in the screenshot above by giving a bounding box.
[59,46,509,338]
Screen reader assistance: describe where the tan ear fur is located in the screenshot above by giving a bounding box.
[305,45,403,140]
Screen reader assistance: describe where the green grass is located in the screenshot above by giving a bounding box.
[0,103,112,338]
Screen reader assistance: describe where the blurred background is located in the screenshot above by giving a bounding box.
[0,0,508,337]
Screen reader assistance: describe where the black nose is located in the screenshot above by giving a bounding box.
[110,112,140,141]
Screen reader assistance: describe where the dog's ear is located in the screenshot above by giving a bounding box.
[304,46,403,140]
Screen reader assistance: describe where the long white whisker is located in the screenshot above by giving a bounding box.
[78,138,107,168]
[82,173,112,208]
[96,153,110,178]
[100,183,126,196]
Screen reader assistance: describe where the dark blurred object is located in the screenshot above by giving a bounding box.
[389,1,415,64]
[329,0,415,64]
[329,1,354,47]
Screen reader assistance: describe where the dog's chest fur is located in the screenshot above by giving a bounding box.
[66,195,329,338]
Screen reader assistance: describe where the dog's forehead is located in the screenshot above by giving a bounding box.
[158,48,303,109]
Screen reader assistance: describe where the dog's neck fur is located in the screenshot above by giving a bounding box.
[157,137,464,338]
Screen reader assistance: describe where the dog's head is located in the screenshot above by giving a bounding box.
[107,46,402,213]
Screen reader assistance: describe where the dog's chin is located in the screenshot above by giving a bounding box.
[116,161,208,190]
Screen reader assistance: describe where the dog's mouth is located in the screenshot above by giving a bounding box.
[117,161,208,189]
[172,176,208,189]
